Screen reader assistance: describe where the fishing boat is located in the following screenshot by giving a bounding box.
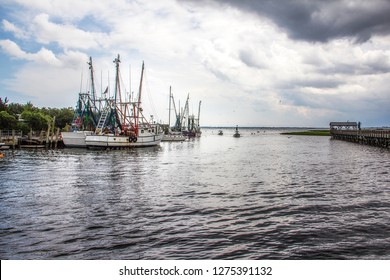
[162,86,186,142]
[181,95,202,137]
[62,57,103,147]
[218,130,223,135]
[61,131,93,147]
[85,126,162,148]
[85,55,163,149]
[233,125,240,138]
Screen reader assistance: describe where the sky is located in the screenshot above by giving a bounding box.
[0,0,389,127]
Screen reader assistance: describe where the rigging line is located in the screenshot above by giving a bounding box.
[119,74,129,102]
[92,67,103,97]
[143,70,159,121]
[85,72,91,94]
[159,91,170,125]
[79,65,84,94]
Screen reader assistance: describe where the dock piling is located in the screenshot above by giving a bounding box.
[12,129,15,149]
[55,128,60,149]
[46,124,51,148]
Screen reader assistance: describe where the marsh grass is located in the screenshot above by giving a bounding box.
[281,130,331,136]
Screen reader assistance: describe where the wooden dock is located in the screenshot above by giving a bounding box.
[330,122,390,148]
[0,129,64,149]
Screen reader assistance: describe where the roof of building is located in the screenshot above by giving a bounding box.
[330,122,358,126]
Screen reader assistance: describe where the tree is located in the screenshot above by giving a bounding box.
[0,111,17,129]
[17,122,30,135]
[0,99,73,131]
[0,97,9,111]
[56,108,74,128]
[21,110,52,131]
[7,102,24,117]
[24,101,38,112]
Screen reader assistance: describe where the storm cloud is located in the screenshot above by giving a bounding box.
[182,0,390,43]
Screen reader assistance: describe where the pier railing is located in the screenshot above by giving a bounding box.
[330,129,390,148]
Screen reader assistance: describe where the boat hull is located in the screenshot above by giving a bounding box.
[61,131,93,147]
[182,131,202,137]
[85,133,163,149]
[161,133,186,142]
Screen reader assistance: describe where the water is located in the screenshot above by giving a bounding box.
[1,128,389,259]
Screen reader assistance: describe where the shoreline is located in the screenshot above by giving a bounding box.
[281,130,331,136]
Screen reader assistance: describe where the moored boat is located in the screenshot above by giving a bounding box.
[161,86,186,142]
[85,125,163,149]
[61,131,93,147]
[233,125,241,138]
[62,57,103,147]
[85,55,163,149]
[182,98,202,138]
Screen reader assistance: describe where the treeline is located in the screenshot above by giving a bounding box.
[0,97,74,134]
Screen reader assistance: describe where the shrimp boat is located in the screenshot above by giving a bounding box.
[85,55,163,149]
[162,86,186,142]
[179,94,202,138]
[62,57,103,147]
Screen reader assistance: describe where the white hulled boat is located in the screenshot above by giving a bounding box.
[85,55,163,149]
[85,125,162,148]
[61,131,93,147]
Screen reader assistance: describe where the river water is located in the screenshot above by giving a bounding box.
[1,128,389,259]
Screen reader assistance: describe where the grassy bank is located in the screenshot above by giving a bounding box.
[281,130,331,136]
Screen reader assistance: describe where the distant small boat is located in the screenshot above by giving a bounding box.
[233,125,240,138]
[218,130,223,135]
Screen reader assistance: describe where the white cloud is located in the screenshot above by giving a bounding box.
[0,39,29,59]
[3,64,83,107]
[0,39,88,68]
[31,13,107,50]
[0,39,61,66]
[2,19,28,39]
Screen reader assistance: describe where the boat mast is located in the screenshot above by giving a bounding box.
[180,94,189,131]
[135,61,145,135]
[168,86,172,128]
[114,54,121,105]
[197,100,201,127]
[113,54,127,131]
[88,56,96,108]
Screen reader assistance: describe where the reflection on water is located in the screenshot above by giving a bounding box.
[1,128,389,259]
